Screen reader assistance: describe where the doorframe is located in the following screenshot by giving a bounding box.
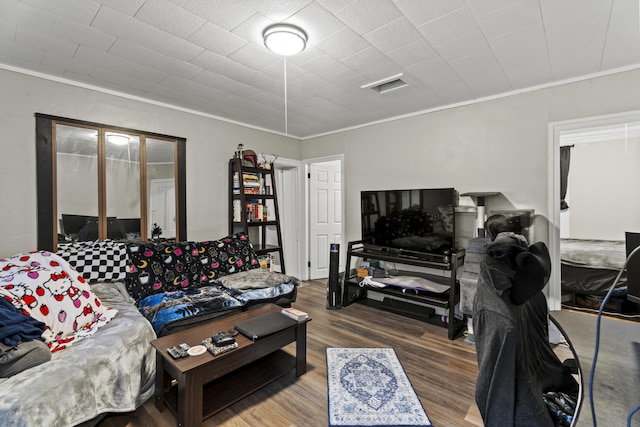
[304,154,345,280]
[548,109,640,310]
[272,157,306,279]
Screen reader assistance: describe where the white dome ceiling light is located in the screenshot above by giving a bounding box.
[106,134,130,145]
[263,24,307,56]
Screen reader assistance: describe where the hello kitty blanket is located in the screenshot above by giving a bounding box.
[0,251,117,352]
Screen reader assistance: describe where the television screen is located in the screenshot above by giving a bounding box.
[361,188,456,258]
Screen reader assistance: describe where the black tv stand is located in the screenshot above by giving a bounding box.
[342,240,466,340]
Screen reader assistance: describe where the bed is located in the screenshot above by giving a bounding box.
[560,238,627,295]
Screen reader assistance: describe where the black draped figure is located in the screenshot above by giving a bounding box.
[473,215,577,426]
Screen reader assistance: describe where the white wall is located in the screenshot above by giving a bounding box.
[0,68,301,258]
[567,137,640,240]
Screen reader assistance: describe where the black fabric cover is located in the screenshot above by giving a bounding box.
[473,233,577,426]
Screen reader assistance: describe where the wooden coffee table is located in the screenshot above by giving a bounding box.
[150,303,310,427]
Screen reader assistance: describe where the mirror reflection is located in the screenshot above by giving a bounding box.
[56,124,99,241]
[47,119,182,247]
[146,138,176,240]
[106,132,141,241]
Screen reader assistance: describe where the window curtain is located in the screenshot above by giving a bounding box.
[560,145,572,211]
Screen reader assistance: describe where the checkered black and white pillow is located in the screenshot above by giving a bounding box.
[57,240,128,283]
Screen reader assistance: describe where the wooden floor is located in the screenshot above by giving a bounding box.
[97,280,482,427]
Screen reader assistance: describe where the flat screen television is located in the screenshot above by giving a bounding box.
[361,188,456,260]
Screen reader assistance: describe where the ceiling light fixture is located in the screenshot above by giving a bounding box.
[106,134,130,145]
[263,24,307,56]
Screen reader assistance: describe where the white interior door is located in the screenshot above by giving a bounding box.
[150,178,176,238]
[309,159,342,279]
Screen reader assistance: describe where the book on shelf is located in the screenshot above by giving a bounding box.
[281,307,308,321]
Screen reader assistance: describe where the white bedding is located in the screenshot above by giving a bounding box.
[560,238,626,270]
[0,282,156,427]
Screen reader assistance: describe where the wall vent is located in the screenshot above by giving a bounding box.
[361,73,408,94]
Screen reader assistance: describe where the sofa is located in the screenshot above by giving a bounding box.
[0,232,299,426]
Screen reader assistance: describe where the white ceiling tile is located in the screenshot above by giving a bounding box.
[189,22,247,56]
[476,1,542,40]
[262,59,306,81]
[135,0,206,39]
[52,17,117,51]
[335,0,403,34]
[429,81,474,104]
[315,27,368,60]
[0,39,44,62]
[342,46,393,74]
[359,61,403,81]
[286,2,345,43]
[606,12,640,43]
[323,67,368,87]
[136,27,205,62]
[541,0,612,31]
[183,0,258,31]
[191,49,270,87]
[91,6,160,47]
[61,70,145,95]
[546,23,607,69]
[74,45,133,71]
[298,52,351,76]
[108,38,203,79]
[315,0,355,14]
[22,0,100,25]
[16,26,78,56]
[405,56,465,88]
[0,20,16,40]
[0,0,56,34]
[228,42,280,71]
[610,0,639,21]
[94,0,146,16]
[75,45,170,82]
[417,6,480,46]
[364,16,422,52]
[386,38,439,68]
[435,30,490,62]
[191,69,233,89]
[501,59,553,88]
[42,51,94,75]
[451,51,511,95]
[89,67,137,87]
[255,0,313,22]
[602,38,640,69]
[393,0,467,26]
[466,0,524,17]
[229,12,273,46]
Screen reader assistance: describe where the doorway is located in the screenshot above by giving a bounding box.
[306,156,344,280]
[548,110,640,310]
[272,158,305,279]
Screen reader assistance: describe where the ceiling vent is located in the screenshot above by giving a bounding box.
[361,73,408,94]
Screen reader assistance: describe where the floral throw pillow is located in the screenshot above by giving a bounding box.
[0,251,117,352]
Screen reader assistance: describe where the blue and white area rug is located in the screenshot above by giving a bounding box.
[326,347,432,427]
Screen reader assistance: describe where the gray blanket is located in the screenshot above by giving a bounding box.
[0,282,156,427]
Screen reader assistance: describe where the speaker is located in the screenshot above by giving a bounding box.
[327,243,342,309]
